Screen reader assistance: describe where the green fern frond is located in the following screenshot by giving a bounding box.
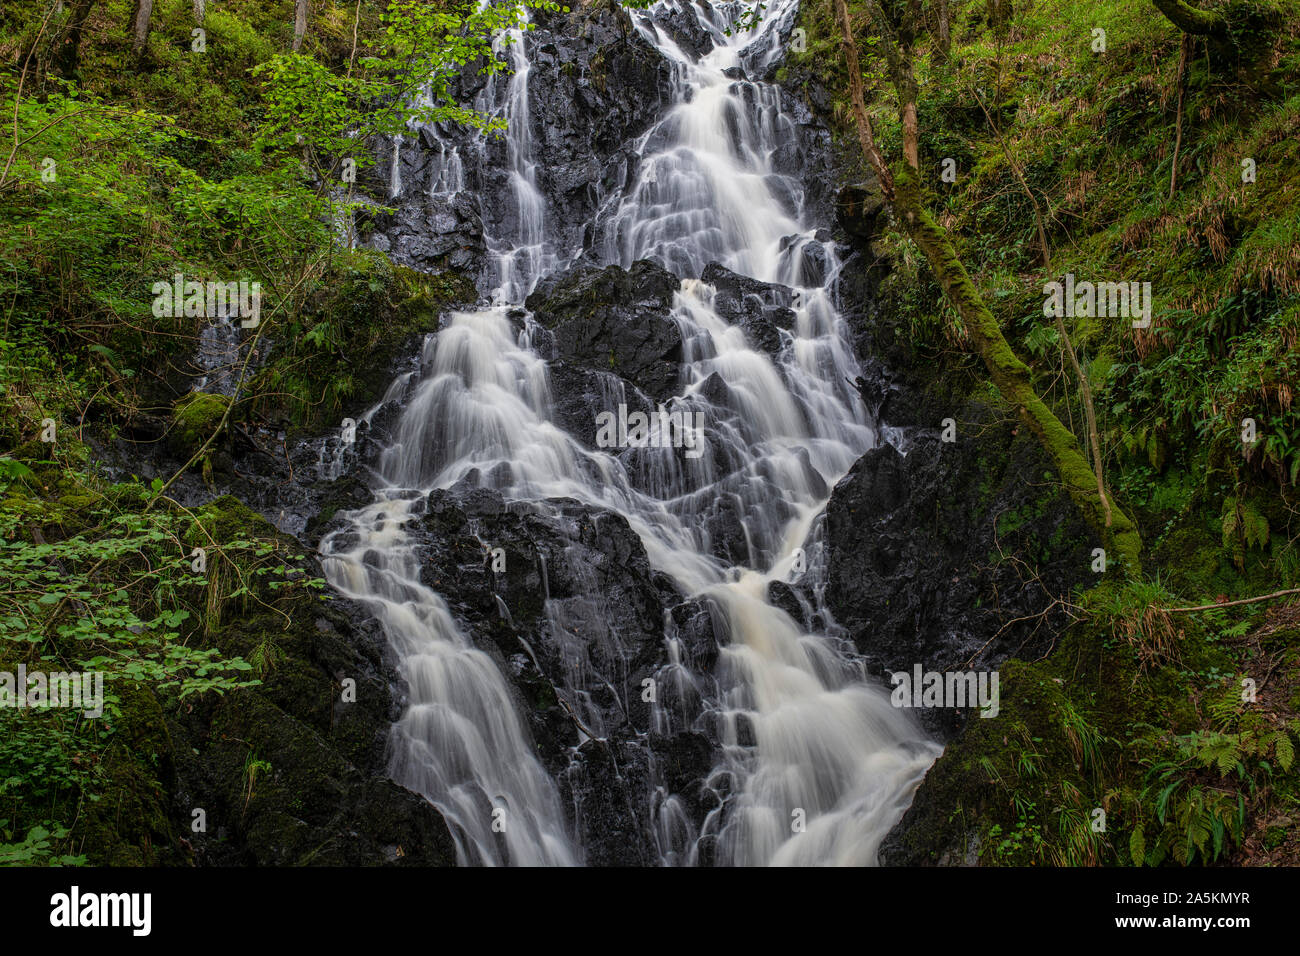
[1272,730,1294,771]
[1129,827,1145,867]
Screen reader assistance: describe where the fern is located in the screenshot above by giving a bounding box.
[1244,508,1269,550]
[1207,684,1244,728]
[1273,729,1295,771]
[1129,826,1146,867]
[1221,495,1270,569]
[1195,732,1243,777]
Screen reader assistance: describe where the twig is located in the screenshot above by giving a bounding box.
[0,4,55,191]
[1165,588,1300,613]
[347,0,362,78]
[1169,35,1190,200]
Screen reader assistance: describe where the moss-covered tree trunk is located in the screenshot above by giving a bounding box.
[1152,0,1230,37]
[892,171,1143,572]
[53,0,98,76]
[833,0,1144,574]
[935,0,951,61]
[1151,0,1283,73]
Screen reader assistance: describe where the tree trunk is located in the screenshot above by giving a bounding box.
[833,0,1144,573]
[902,100,919,169]
[860,1,921,169]
[53,0,97,76]
[1151,0,1229,36]
[893,170,1143,571]
[936,0,951,61]
[130,0,153,54]
[969,83,1119,535]
[293,0,309,52]
[1154,0,1287,82]
[834,0,895,200]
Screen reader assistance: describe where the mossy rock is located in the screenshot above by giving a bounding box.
[171,392,232,458]
[71,680,182,866]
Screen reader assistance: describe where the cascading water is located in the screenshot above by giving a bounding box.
[320,0,939,866]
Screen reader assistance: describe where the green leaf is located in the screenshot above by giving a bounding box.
[1129,827,1145,867]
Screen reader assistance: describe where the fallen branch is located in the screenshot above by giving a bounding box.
[1164,588,1300,613]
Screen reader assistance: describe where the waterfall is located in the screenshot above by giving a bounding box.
[320,0,939,866]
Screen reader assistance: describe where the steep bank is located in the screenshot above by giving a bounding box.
[784,0,1300,865]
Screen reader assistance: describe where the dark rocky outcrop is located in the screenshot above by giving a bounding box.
[825,403,1099,740]
[367,3,673,289]
[529,259,685,403]
[365,190,487,278]
[653,1,717,61]
[88,0,1111,870]
[396,486,722,865]
[72,496,460,867]
[836,179,888,243]
[701,261,796,357]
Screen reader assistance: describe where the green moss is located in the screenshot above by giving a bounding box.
[172,392,232,455]
[72,681,180,866]
[887,566,1300,866]
[250,260,473,437]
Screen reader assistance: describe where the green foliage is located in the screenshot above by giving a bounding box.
[0,495,265,697]
[0,821,86,867]
[986,815,1046,863]
[254,0,571,180]
[241,751,273,818]
[0,0,559,868]
[724,4,768,36]
[0,472,325,864]
[1129,682,1299,865]
[808,0,1300,586]
[1221,494,1271,568]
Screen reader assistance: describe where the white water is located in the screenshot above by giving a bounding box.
[320,0,938,866]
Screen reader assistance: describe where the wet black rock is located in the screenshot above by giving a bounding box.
[702,261,795,314]
[366,3,673,291]
[409,486,725,865]
[651,729,718,827]
[547,362,654,451]
[368,191,487,279]
[700,492,753,567]
[159,498,458,866]
[654,1,717,60]
[671,597,722,672]
[701,261,797,356]
[568,738,658,866]
[767,579,815,630]
[836,178,888,243]
[825,404,1098,740]
[528,259,684,402]
[781,233,834,286]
